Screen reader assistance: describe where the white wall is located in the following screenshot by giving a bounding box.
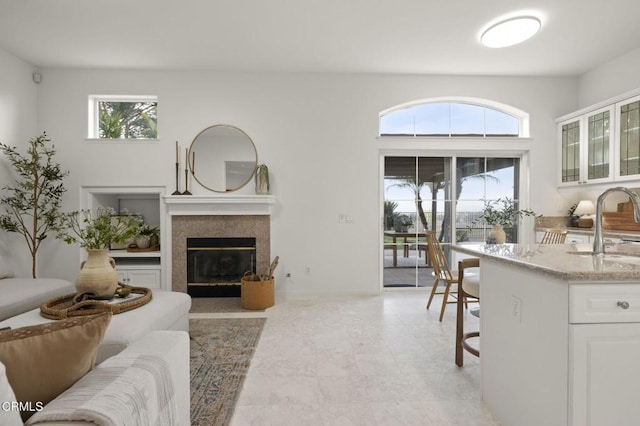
[29,68,575,295]
[578,48,640,108]
[0,49,39,276]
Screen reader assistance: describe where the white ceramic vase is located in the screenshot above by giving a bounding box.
[135,235,151,249]
[75,249,118,299]
[489,224,507,244]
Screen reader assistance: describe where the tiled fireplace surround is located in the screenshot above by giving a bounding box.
[164,195,274,294]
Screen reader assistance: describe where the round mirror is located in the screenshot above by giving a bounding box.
[188,124,258,193]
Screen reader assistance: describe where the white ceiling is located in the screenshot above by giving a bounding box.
[1,0,639,76]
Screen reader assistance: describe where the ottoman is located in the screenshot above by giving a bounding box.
[0,290,192,363]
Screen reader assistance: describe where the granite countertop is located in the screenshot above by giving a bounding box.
[535,226,640,241]
[452,243,640,281]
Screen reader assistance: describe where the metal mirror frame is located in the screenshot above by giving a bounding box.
[188,124,258,193]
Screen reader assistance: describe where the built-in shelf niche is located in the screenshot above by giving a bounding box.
[80,185,166,290]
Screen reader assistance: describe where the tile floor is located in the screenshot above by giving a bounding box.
[226,291,499,425]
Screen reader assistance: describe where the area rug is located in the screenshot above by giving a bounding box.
[190,297,266,313]
[190,318,266,425]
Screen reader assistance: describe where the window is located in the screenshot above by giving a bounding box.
[88,95,158,140]
[380,100,521,137]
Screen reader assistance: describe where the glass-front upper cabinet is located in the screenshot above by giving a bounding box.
[559,118,582,185]
[558,106,613,186]
[586,106,613,183]
[616,95,640,181]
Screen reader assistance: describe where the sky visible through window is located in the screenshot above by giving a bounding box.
[380,102,519,136]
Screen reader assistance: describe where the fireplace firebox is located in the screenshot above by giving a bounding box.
[186,237,256,297]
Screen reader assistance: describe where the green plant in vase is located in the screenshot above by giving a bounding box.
[568,203,580,227]
[476,198,536,243]
[60,207,142,249]
[59,207,142,298]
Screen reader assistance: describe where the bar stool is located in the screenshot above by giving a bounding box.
[455,257,480,367]
[540,229,569,244]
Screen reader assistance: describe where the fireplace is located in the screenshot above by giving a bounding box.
[186,237,256,297]
[167,203,272,295]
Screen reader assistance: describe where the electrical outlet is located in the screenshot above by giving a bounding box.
[304,266,311,275]
[511,296,522,323]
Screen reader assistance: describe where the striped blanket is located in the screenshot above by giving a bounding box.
[26,354,177,426]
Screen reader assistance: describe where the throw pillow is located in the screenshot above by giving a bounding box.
[0,312,112,421]
[0,361,22,426]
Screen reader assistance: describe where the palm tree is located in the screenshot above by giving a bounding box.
[99,101,157,139]
[388,169,499,242]
[390,177,441,231]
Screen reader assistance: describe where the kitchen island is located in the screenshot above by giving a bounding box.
[452,243,640,426]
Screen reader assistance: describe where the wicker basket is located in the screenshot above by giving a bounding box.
[240,275,274,310]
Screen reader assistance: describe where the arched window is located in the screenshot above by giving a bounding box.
[379,98,526,137]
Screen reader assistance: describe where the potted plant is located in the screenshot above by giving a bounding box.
[476,198,536,244]
[135,224,159,249]
[384,201,399,230]
[59,207,142,298]
[393,214,413,232]
[0,133,69,278]
[568,203,580,227]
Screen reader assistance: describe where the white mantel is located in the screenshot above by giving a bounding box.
[163,194,275,216]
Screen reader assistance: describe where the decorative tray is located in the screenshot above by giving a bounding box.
[40,284,152,320]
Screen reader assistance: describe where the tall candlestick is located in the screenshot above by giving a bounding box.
[172,162,181,195]
[172,141,181,195]
[192,151,195,174]
[183,167,192,195]
[185,148,189,171]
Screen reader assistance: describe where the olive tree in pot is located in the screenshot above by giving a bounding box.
[0,133,68,278]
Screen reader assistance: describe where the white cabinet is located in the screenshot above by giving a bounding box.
[569,284,640,425]
[570,324,640,425]
[558,106,613,186]
[557,90,640,187]
[117,266,161,289]
[111,250,162,289]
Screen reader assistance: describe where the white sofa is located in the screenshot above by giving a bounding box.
[0,277,192,425]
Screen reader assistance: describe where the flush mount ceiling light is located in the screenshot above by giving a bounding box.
[481,16,541,48]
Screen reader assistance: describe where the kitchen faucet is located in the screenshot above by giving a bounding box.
[593,187,640,255]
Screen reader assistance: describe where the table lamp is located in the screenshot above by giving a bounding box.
[574,200,595,228]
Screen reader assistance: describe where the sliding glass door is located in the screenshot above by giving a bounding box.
[383,155,520,288]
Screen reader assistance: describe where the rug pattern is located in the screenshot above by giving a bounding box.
[190,318,265,425]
